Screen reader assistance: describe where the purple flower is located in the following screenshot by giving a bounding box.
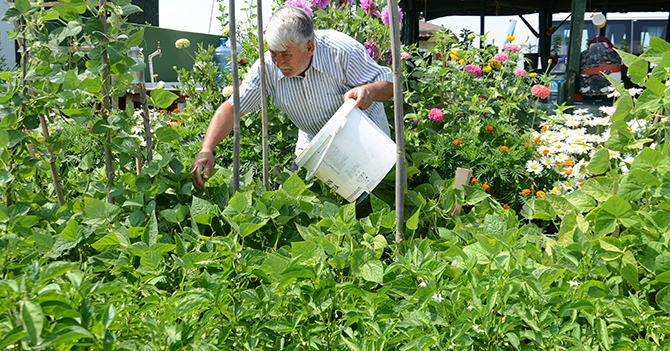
[86,126,92,130]
[493,53,508,62]
[502,43,520,52]
[359,0,376,14]
[364,40,380,61]
[464,64,482,77]
[513,68,527,76]
[427,108,444,122]
[370,9,381,18]
[334,0,353,8]
[284,0,313,16]
[311,0,331,9]
[381,5,403,26]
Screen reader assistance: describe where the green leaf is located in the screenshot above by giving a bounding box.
[621,251,640,291]
[15,0,31,13]
[140,251,164,274]
[92,233,120,251]
[0,326,27,349]
[627,59,649,85]
[640,37,670,64]
[239,221,267,237]
[283,172,305,197]
[587,148,611,174]
[645,76,667,95]
[155,126,181,143]
[564,190,596,212]
[545,194,576,219]
[594,210,617,237]
[38,325,94,348]
[632,147,670,176]
[656,284,670,313]
[192,196,216,225]
[0,129,8,148]
[84,197,120,220]
[617,174,645,202]
[580,177,615,202]
[359,260,384,284]
[126,28,144,48]
[21,300,44,345]
[60,219,78,240]
[102,304,115,330]
[406,207,420,231]
[142,211,158,247]
[39,261,77,283]
[150,88,178,109]
[614,48,638,67]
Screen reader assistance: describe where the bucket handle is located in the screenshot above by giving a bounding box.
[305,118,347,180]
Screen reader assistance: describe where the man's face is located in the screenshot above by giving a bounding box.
[269,41,315,77]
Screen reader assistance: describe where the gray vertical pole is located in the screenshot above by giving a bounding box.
[388,0,405,242]
[565,0,586,107]
[229,0,241,192]
[257,0,270,191]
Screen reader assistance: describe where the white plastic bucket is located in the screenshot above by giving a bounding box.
[295,99,396,203]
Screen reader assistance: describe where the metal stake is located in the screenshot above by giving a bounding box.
[388,0,405,242]
[229,0,241,193]
[257,0,270,191]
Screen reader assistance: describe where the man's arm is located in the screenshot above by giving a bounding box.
[190,101,237,189]
[343,80,393,110]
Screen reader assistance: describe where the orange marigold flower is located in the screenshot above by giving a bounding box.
[533,137,541,143]
[173,108,181,113]
[485,126,493,132]
[503,204,509,210]
[482,184,490,191]
[542,149,550,154]
[536,190,545,198]
[522,189,531,195]
[38,138,44,142]
[541,127,547,132]
[564,170,572,176]
[565,159,574,167]
[500,146,509,151]
[453,139,461,146]
[160,109,167,114]
[471,178,477,183]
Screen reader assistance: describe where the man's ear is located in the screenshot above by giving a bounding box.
[305,41,315,56]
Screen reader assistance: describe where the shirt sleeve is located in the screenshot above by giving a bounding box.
[343,39,393,87]
[229,60,262,114]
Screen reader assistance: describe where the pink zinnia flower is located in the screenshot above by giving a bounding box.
[311,0,331,9]
[370,9,380,18]
[464,64,482,77]
[364,40,379,61]
[513,68,527,76]
[502,43,520,52]
[427,108,444,122]
[381,5,403,26]
[531,84,550,99]
[285,0,313,16]
[359,0,376,14]
[400,52,410,59]
[334,0,353,8]
[493,53,508,62]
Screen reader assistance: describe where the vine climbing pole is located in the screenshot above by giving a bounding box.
[388,0,406,242]
[229,0,241,193]
[257,0,270,191]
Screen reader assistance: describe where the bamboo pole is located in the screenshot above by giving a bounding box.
[99,0,115,204]
[229,0,241,193]
[38,114,65,206]
[257,0,270,191]
[388,0,405,242]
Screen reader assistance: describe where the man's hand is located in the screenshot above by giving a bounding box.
[344,85,373,110]
[191,151,215,189]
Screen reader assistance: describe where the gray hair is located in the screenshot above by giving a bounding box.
[266,6,315,51]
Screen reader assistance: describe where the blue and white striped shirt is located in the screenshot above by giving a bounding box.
[234,30,392,142]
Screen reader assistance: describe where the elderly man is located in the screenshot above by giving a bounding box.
[191,6,393,189]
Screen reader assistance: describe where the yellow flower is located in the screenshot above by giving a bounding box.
[529,72,537,78]
[482,65,492,73]
[175,38,190,49]
[507,35,515,42]
[221,27,230,37]
[449,49,461,60]
[222,85,234,98]
[458,59,464,64]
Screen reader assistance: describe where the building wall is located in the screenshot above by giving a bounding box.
[0,1,17,70]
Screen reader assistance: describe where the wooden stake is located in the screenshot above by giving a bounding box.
[388,0,406,242]
[449,167,473,216]
[99,0,115,204]
[257,0,270,191]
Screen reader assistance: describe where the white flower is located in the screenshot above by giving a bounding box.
[473,324,484,333]
[236,253,242,259]
[568,280,581,287]
[432,293,444,302]
[608,150,621,159]
[526,160,544,175]
[222,85,234,98]
[419,281,427,288]
[599,106,616,116]
[654,324,661,329]
[627,87,643,96]
[574,108,590,115]
[607,90,622,98]
[175,38,191,49]
[467,305,474,310]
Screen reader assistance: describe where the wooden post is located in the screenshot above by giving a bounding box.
[257,0,270,191]
[99,0,115,204]
[229,0,241,193]
[565,0,586,107]
[449,167,472,216]
[388,0,405,243]
[38,114,65,206]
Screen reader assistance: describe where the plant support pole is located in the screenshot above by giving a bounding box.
[257,0,270,191]
[38,114,65,206]
[388,0,405,242]
[229,0,241,193]
[99,0,115,204]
